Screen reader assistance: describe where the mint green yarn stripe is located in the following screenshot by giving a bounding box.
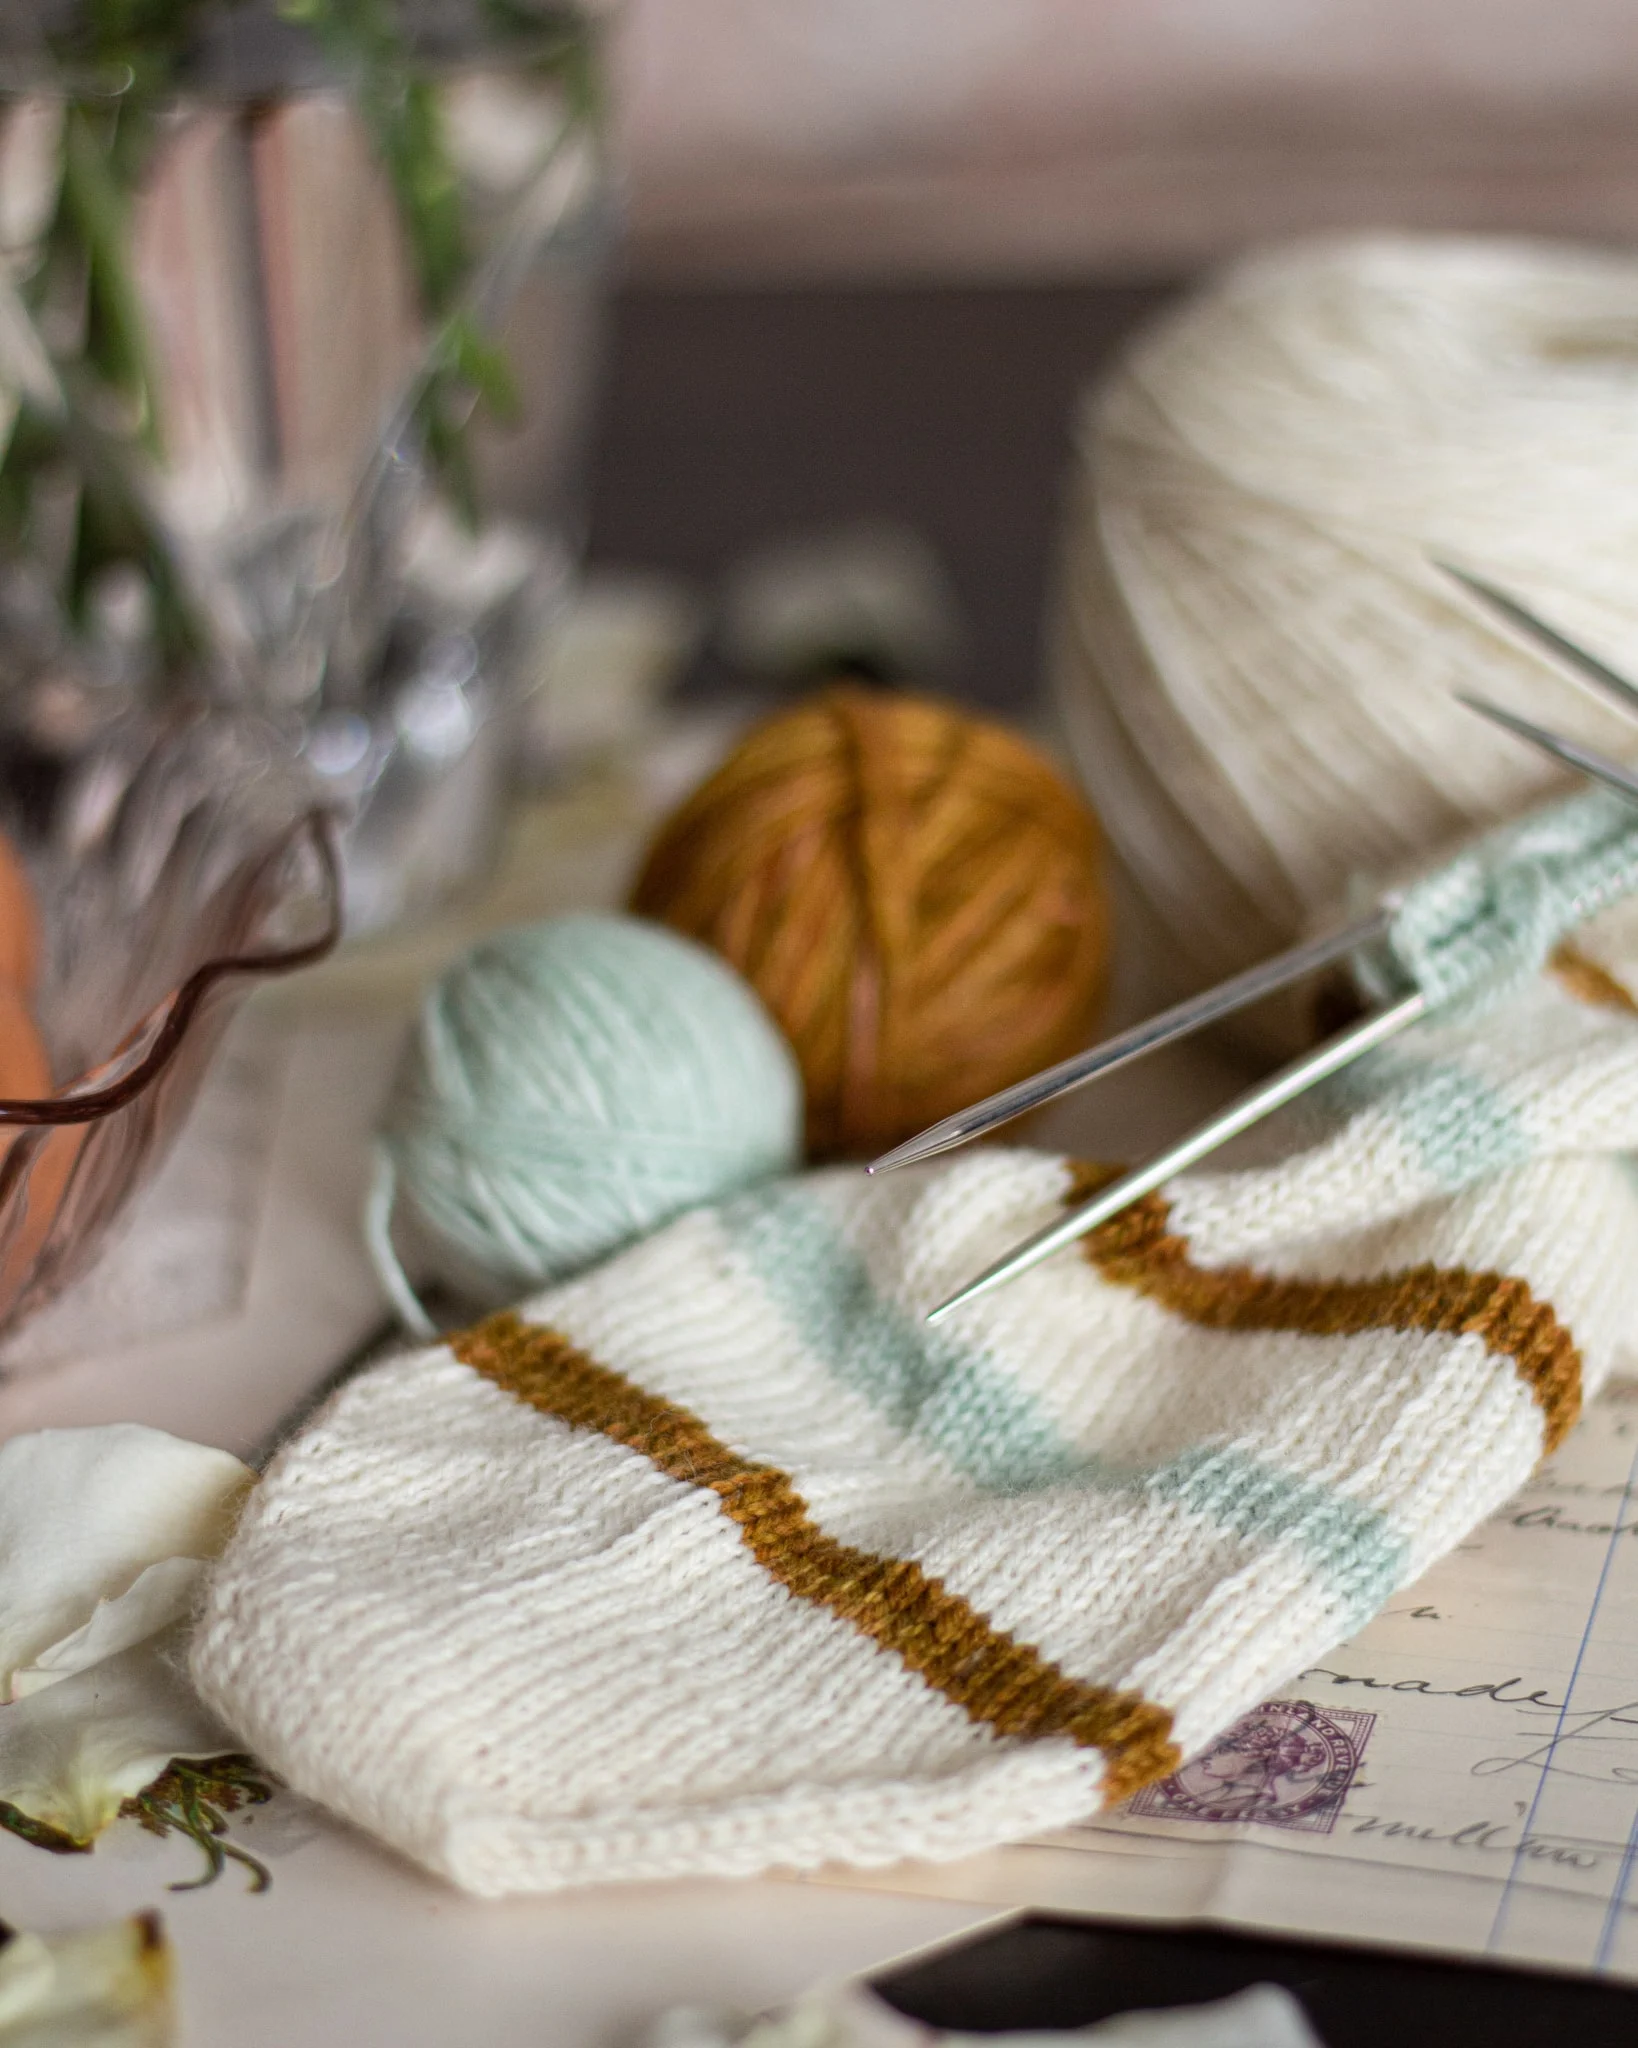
[1387,787,1638,1015]
[721,1183,1078,1492]
[1148,1447,1403,1617]
[1327,1052,1531,1191]
[718,1183,1406,1617]
[1394,1064,1531,1189]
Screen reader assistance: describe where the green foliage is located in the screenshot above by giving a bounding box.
[0,1752,277,1891]
[277,0,585,521]
[0,8,216,658]
[59,106,157,434]
[121,1753,275,1892]
[2,0,596,684]
[0,1797,91,1856]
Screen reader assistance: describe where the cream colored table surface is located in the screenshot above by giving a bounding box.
[0,736,1251,2046]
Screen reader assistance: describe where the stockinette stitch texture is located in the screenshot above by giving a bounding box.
[190,960,1638,1899]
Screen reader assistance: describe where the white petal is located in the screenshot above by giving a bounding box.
[0,1938,55,2027]
[0,1630,233,1845]
[10,1560,207,1699]
[0,1427,252,1699]
[0,1916,173,2043]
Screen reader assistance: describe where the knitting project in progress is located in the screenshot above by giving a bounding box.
[191,919,1638,1895]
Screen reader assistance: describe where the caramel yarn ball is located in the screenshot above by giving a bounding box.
[631,685,1110,1158]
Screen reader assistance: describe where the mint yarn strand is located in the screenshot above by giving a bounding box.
[1384,788,1638,1018]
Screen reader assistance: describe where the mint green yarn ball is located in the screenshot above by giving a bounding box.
[379,913,803,1306]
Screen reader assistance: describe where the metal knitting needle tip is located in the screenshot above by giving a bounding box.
[868,910,1392,1174]
[1437,563,1638,726]
[1458,694,1638,808]
[924,990,1426,1325]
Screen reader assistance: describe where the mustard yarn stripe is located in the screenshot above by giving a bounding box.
[1068,1167,1582,1452]
[450,1311,1180,1804]
[1550,941,1638,1016]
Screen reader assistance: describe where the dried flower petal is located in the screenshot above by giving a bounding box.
[0,1913,172,2045]
[0,1426,252,1701]
[0,1631,232,1846]
[10,1558,209,1701]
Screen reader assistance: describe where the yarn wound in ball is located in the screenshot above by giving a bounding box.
[367,913,802,1334]
[630,684,1110,1158]
[1054,233,1638,1014]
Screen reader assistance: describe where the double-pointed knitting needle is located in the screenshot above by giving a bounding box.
[918,613,1638,1326]
[867,910,1392,1175]
[875,564,1563,1190]
[1438,564,1638,725]
[922,989,1425,1325]
[1438,560,1638,800]
[1458,695,1638,807]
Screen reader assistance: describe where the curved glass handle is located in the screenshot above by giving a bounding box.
[0,810,342,1129]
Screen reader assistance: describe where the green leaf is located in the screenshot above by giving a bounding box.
[60,107,158,439]
[120,1754,274,1895]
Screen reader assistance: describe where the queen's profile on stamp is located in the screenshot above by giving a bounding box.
[1128,1699,1375,1835]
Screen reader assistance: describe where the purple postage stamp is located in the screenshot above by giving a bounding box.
[1126,1698,1375,1836]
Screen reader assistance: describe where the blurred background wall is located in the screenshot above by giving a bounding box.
[584,0,1638,710]
[608,0,1638,282]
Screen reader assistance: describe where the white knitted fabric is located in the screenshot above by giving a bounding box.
[191,968,1638,1897]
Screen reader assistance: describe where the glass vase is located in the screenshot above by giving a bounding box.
[0,2,611,933]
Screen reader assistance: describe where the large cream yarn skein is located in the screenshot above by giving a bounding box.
[1054,234,1638,1025]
